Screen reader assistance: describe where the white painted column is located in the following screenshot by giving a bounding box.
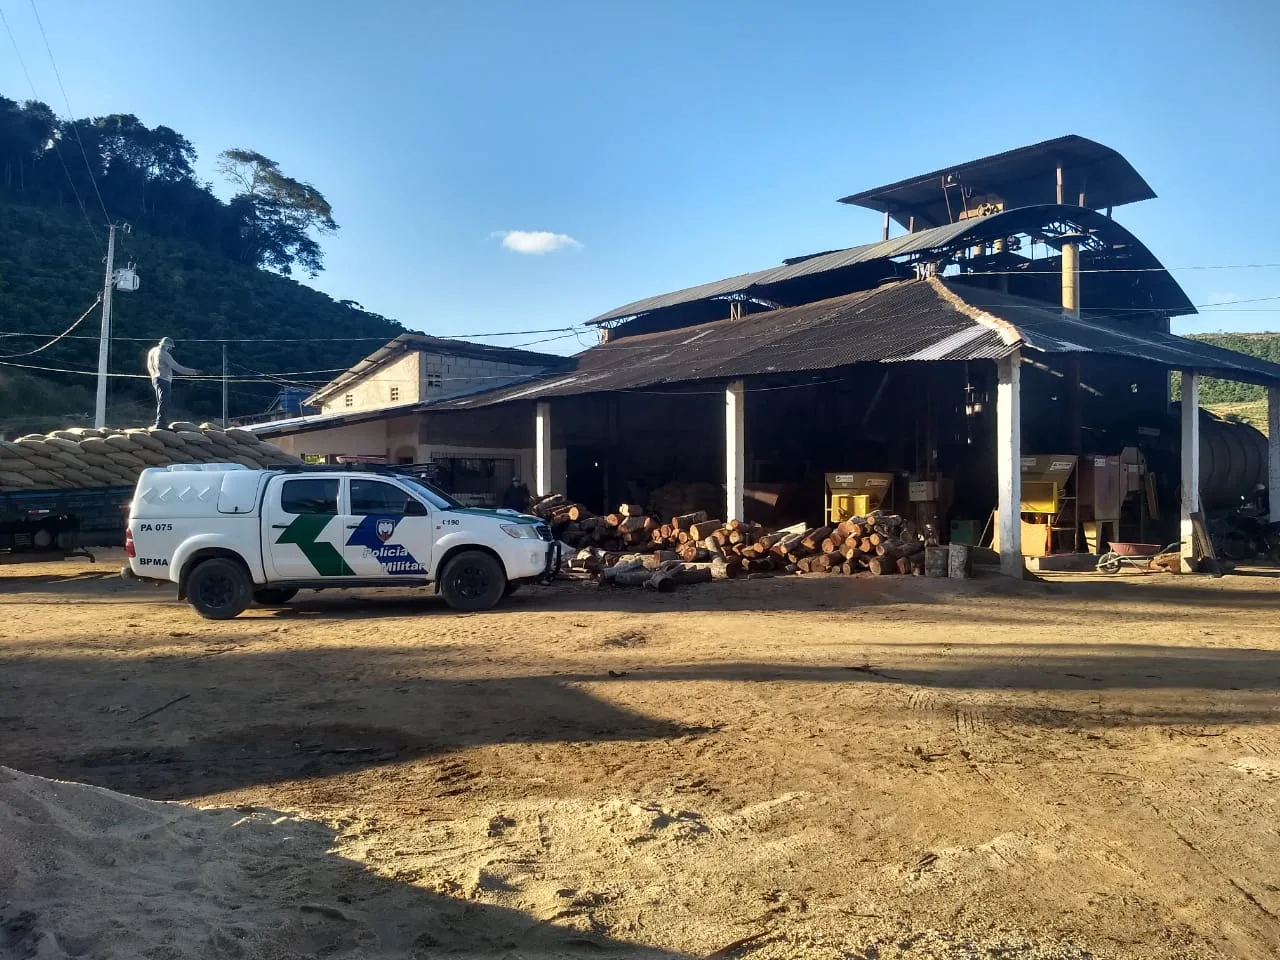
[534,401,552,497]
[726,380,745,523]
[1180,373,1200,572]
[1268,387,1280,525]
[996,351,1023,578]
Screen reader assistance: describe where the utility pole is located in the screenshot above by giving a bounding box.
[94,224,116,428]
[221,343,228,428]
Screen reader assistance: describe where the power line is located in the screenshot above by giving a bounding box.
[0,326,583,343]
[0,3,101,247]
[0,294,99,357]
[961,263,1280,277]
[27,0,110,225]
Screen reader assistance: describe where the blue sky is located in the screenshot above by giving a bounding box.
[3,0,1279,350]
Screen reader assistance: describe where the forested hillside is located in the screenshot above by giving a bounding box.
[1186,333,1280,405]
[0,95,404,432]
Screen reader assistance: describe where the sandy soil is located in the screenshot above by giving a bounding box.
[2,552,1279,959]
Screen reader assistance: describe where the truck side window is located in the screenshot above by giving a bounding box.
[279,479,339,515]
[350,479,411,516]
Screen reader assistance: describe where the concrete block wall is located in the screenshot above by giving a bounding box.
[420,353,544,401]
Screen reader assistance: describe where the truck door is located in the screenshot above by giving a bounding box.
[264,476,355,579]
[342,478,432,578]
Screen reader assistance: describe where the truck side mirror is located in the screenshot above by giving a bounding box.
[403,499,428,517]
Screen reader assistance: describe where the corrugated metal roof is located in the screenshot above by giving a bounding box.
[588,205,1192,324]
[839,135,1156,230]
[437,282,1013,409]
[253,282,1280,437]
[947,281,1280,384]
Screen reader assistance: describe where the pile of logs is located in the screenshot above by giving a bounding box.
[784,514,926,576]
[529,495,924,581]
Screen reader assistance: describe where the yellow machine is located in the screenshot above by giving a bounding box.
[992,455,1078,557]
[1019,455,1075,514]
[825,472,893,524]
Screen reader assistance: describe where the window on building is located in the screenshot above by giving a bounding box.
[425,374,442,389]
[279,478,339,515]
[349,479,412,516]
[390,386,400,402]
[344,393,354,408]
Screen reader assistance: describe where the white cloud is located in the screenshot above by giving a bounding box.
[493,230,582,255]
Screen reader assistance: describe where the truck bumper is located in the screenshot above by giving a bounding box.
[541,541,561,581]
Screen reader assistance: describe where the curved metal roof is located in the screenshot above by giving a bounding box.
[839,135,1156,230]
[588,205,1194,325]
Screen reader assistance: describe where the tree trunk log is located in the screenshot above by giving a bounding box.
[868,557,899,576]
[689,520,724,541]
[801,526,833,552]
[671,511,708,530]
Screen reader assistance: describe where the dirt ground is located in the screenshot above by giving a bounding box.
[2,552,1279,959]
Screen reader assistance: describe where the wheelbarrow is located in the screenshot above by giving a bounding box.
[1096,542,1179,574]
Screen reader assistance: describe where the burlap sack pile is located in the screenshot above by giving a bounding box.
[0,423,302,491]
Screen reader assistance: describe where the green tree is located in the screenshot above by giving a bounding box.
[217,148,338,276]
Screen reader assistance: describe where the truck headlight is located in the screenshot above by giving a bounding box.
[500,524,541,539]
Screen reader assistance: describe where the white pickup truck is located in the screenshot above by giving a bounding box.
[124,464,557,619]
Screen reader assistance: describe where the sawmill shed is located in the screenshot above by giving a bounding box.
[252,136,1280,574]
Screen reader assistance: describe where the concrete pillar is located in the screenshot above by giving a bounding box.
[726,380,745,523]
[1061,242,1079,318]
[1269,387,1280,525]
[997,351,1023,578]
[1180,373,1200,572]
[535,401,552,497]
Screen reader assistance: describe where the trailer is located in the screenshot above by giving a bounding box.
[0,485,133,562]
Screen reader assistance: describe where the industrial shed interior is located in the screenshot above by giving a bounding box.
[251,135,1280,575]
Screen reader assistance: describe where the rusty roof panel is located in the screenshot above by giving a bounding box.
[946,281,1280,385]
[588,206,1194,324]
[440,282,1013,408]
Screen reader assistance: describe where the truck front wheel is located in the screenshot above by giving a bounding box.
[439,551,506,611]
[187,558,252,620]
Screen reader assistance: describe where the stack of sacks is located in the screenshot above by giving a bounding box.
[0,422,302,491]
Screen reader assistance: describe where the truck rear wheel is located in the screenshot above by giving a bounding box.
[187,558,252,620]
[253,587,298,606]
[439,550,506,611]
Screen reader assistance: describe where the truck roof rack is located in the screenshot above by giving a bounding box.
[270,462,439,478]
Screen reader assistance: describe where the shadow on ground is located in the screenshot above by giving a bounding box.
[3,635,1278,800]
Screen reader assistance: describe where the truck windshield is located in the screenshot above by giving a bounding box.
[396,476,461,510]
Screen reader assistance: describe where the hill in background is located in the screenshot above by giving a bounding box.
[0,95,404,435]
[1,196,403,433]
[1182,333,1279,434]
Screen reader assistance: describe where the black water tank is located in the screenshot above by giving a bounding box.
[1097,405,1268,511]
[1194,408,1266,510]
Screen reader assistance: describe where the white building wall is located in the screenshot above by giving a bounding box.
[318,349,549,415]
[320,351,420,415]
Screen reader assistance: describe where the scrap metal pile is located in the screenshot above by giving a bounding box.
[529,494,926,589]
[0,423,301,492]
